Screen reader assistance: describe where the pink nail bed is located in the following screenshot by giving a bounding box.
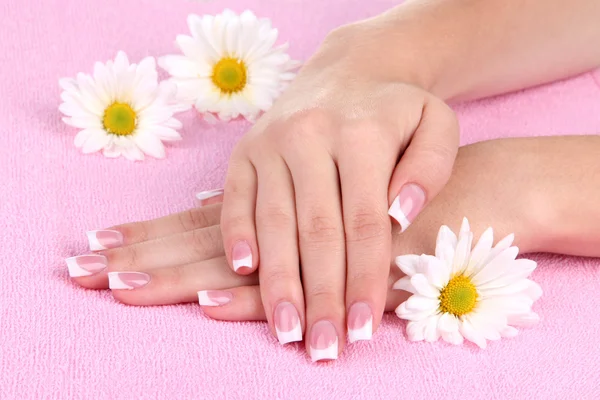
[347,302,373,343]
[86,230,123,251]
[310,320,338,362]
[198,290,233,306]
[232,241,252,272]
[107,272,150,290]
[388,183,426,232]
[65,254,108,277]
[274,302,302,344]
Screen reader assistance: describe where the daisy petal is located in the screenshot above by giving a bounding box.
[459,319,487,349]
[405,295,439,312]
[81,132,110,154]
[423,314,441,342]
[522,280,543,301]
[500,326,519,338]
[465,227,493,276]
[442,330,464,345]
[395,254,419,276]
[392,276,415,293]
[133,134,166,159]
[484,233,515,265]
[410,274,440,298]
[406,320,428,342]
[423,255,450,289]
[471,246,520,286]
[507,312,540,328]
[437,313,459,333]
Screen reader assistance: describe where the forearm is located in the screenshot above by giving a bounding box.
[392,136,600,260]
[358,0,600,101]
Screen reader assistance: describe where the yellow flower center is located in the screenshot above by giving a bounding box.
[439,275,479,316]
[211,57,247,94]
[102,102,137,136]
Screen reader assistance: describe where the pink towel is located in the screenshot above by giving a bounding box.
[1,0,599,398]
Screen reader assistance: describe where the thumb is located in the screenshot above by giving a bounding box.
[388,97,459,232]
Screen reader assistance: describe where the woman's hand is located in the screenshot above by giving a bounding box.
[69,137,574,361]
[217,21,459,357]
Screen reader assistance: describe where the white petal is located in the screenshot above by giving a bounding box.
[522,279,543,301]
[113,51,130,76]
[81,132,110,154]
[59,77,78,92]
[452,220,473,275]
[74,128,103,148]
[442,330,464,345]
[478,278,531,297]
[395,255,419,276]
[469,315,502,341]
[484,233,515,265]
[500,326,519,338]
[423,314,441,342]
[471,246,520,286]
[68,115,103,129]
[410,274,440,298]
[508,312,540,328]
[459,318,487,349]
[437,313,460,333]
[464,227,494,276]
[138,106,173,125]
[392,276,415,293]
[395,302,436,321]
[436,224,457,255]
[133,133,166,159]
[405,295,439,311]
[483,295,534,315]
[406,320,428,342]
[424,255,450,289]
[122,144,145,161]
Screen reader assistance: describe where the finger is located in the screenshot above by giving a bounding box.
[68,225,224,289]
[387,97,459,232]
[220,154,259,275]
[338,136,391,343]
[254,155,304,345]
[195,189,224,207]
[200,286,268,322]
[285,142,346,362]
[108,256,258,306]
[86,204,223,250]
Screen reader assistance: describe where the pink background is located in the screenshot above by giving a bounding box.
[1,0,600,398]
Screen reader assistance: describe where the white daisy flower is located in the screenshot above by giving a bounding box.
[394,218,542,349]
[59,51,189,161]
[158,9,299,122]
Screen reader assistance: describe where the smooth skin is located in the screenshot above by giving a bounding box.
[217,0,600,357]
[71,136,600,336]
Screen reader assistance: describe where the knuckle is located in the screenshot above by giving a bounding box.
[179,208,210,231]
[220,214,251,236]
[187,227,220,257]
[257,205,295,232]
[306,283,339,305]
[106,246,140,272]
[344,208,388,243]
[300,214,342,245]
[118,221,149,243]
[260,267,297,292]
[347,269,386,289]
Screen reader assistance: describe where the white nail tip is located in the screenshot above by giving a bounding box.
[348,318,373,343]
[233,254,252,271]
[276,322,303,345]
[195,189,224,201]
[86,231,105,251]
[107,272,148,290]
[388,197,411,232]
[65,257,93,277]
[197,291,221,306]
[310,339,338,362]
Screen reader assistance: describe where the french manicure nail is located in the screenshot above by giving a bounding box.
[310,320,338,362]
[86,230,123,251]
[274,302,302,344]
[347,302,373,343]
[232,241,252,272]
[108,272,150,290]
[388,183,426,232]
[65,254,108,277]
[195,189,224,206]
[197,290,233,306]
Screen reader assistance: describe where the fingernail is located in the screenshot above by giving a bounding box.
[274,302,302,344]
[388,183,426,232]
[232,241,252,272]
[197,290,233,306]
[195,189,224,206]
[108,272,150,290]
[347,302,373,343]
[310,320,338,362]
[86,230,123,251]
[65,254,108,277]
